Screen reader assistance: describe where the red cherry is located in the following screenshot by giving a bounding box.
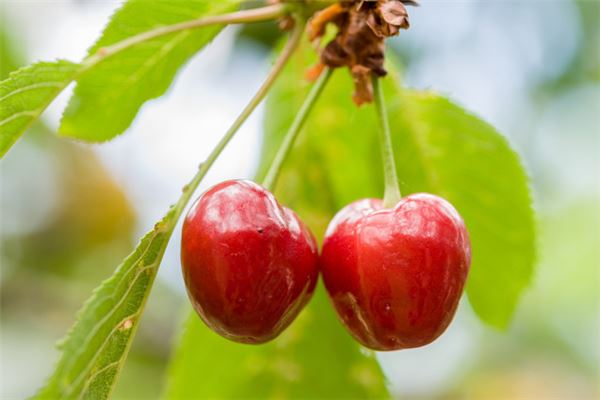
[320,194,471,351]
[181,180,319,344]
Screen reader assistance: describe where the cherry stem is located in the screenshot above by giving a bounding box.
[262,68,333,192]
[372,75,402,208]
[81,4,289,71]
[174,18,305,216]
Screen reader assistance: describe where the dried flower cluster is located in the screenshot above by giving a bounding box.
[308,0,417,105]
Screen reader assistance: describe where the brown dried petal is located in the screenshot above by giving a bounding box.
[400,0,420,6]
[365,12,387,38]
[321,39,351,68]
[308,3,346,41]
[351,64,374,105]
[307,0,415,105]
[379,0,410,29]
[363,52,387,76]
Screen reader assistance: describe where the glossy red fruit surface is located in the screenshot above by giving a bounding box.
[181,180,319,344]
[321,194,471,351]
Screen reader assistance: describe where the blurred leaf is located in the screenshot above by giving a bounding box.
[0,61,78,158]
[260,47,535,329]
[164,289,388,399]
[528,199,600,366]
[33,173,193,400]
[0,24,23,79]
[537,199,599,310]
[59,0,242,142]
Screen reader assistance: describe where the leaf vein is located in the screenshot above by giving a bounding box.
[0,111,39,127]
[77,361,120,400]
[0,82,66,103]
[61,263,156,393]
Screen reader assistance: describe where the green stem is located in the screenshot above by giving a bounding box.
[262,68,333,191]
[372,75,402,208]
[174,18,305,216]
[81,4,288,71]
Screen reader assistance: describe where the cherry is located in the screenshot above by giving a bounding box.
[320,193,471,351]
[181,179,319,344]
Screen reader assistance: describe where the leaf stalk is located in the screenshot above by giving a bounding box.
[176,17,305,215]
[262,67,333,191]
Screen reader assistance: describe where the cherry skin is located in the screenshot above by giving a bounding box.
[320,194,471,351]
[181,179,319,344]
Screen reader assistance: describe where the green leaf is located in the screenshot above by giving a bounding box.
[389,89,536,328]
[164,289,388,399]
[59,0,242,142]
[0,60,78,157]
[261,50,535,328]
[35,208,177,399]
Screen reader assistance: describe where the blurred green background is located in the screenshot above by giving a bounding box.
[1,1,598,399]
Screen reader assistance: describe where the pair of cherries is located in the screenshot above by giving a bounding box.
[181,179,471,350]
